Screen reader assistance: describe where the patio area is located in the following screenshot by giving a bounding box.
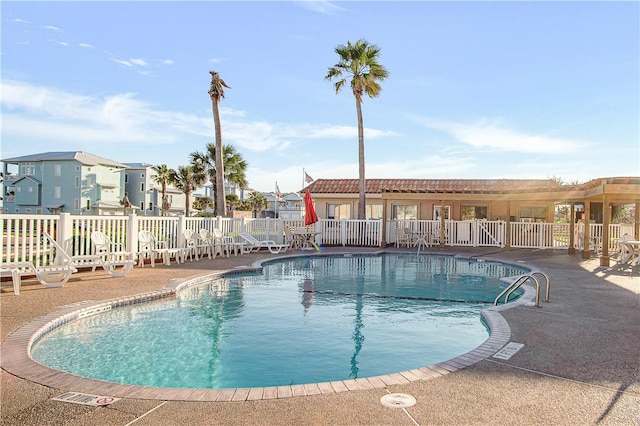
[1,247,638,425]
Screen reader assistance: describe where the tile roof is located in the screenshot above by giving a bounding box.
[304,178,563,194]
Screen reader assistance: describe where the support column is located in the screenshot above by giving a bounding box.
[568,203,575,254]
[600,197,610,267]
[380,197,388,247]
[582,202,591,259]
[636,201,640,239]
[505,202,511,249]
[439,200,446,248]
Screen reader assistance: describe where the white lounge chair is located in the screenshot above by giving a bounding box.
[239,233,289,254]
[0,261,77,295]
[43,231,134,278]
[137,230,183,267]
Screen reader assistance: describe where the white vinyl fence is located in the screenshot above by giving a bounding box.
[1,213,636,267]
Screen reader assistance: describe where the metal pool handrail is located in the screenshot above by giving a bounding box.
[494,272,551,308]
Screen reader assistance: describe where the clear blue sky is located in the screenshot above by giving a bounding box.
[2,1,638,194]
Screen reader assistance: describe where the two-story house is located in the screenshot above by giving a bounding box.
[263,192,303,219]
[123,163,186,216]
[2,152,128,215]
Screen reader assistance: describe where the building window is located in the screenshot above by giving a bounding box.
[327,203,351,219]
[76,166,80,171]
[74,198,80,210]
[125,173,129,183]
[140,183,145,192]
[148,202,154,211]
[392,204,417,220]
[86,199,90,210]
[366,204,383,220]
[461,206,488,220]
[434,205,450,220]
[140,173,145,178]
[520,206,547,222]
[75,176,80,188]
[25,208,32,213]
[54,186,61,199]
[21,162,36,175]
[54,164,62,177]
[140,202,144,210]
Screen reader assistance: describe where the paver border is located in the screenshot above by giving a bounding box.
[0,251,537,401]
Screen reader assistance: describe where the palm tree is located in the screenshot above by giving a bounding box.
[226,193,240,214]
[152,164,174,216]
[325,39,389,220]
[169,165,205,216]
[193,196,214,213]
[208,70,231,218]
[246,192,269,218]
[190,144,248,215]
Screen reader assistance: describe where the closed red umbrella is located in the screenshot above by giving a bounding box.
[304,191,318,226]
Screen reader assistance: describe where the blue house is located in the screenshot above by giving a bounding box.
[2,152,128,215]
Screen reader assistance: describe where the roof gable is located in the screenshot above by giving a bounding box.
[2,151,128,168]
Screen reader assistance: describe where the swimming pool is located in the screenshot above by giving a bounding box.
[31,254,527,389]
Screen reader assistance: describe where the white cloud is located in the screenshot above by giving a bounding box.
[13,18,32,25]
[420,117,584,154]
[163,59,174,65]
[295,1,346,15]
[0,80,399,180]
[78,43,94,49]
[130,58,148,67]
[111,58,133,68]
[41,25,62,32]
[208,58,221,64]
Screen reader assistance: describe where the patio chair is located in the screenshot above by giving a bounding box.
[137,230,183,267]
[182,229,207,262]
[284,226,300,250]
[89,231,135,276]
[211,229,234,258]
[239,233,289,254]
[395,227,413,248]
[197,229,215,259]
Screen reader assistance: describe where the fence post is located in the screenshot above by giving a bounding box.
[57,212,73,255]
[128,213,138,257]
[177,215,186,248]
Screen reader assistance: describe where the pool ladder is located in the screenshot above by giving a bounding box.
[494,271,551,308]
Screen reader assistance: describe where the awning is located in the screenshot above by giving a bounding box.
[45,203,64,210]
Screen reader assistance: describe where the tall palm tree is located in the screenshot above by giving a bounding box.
[208,70,231,218]
[190,144,248,215]
[152,164,174,216]
[169,165,205,217]
[326,39,389,220]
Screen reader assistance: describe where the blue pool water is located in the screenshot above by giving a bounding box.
[32,254,526,389]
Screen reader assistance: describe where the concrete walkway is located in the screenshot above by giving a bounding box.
[1,247,638,425]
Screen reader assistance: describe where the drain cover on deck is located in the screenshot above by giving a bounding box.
[52,392,120,406]
[380,393,416,408]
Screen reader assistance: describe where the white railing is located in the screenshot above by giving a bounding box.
[392,219,505,248]
[1,214,636,267]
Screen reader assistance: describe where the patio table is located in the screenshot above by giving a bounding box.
[293,229,320,250]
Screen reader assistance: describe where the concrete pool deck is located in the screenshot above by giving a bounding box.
[1,247,638,425]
